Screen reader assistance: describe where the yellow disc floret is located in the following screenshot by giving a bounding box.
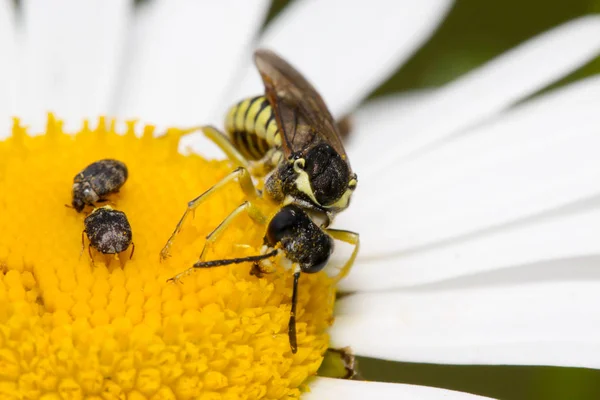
[0,115,335,399]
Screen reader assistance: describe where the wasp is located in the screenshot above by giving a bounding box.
[72,159,128,212]
[82,206,134,263]
[162,49,360,353]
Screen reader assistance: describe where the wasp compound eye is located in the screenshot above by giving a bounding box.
[304,143,349,206]
[72,159,128,212]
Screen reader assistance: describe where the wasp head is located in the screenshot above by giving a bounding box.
[265,143,357,220]
[303,143,357,211]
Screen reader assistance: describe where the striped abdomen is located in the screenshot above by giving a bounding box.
[225,96,282,160]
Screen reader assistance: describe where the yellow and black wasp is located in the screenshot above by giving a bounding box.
[161,49,360,353]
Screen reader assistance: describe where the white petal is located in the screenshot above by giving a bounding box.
[331,281,600,368]
[344,89,432,155]
[339,75,600,257]
[351,16,600,176]
[0,0,17,135]
[115,0,269,129]
[341,207,600,291]
[306,378,492,400]
[17,0,130,132]
[223,0,453,119]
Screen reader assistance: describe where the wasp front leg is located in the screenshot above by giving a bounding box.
[197,201,267,263]
[160,167,259,260]
[168,201,267,283]
[325,229,360,282]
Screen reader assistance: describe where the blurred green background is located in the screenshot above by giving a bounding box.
[268,0,600,399]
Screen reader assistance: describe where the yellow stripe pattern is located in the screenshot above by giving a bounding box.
[225,96,281,160]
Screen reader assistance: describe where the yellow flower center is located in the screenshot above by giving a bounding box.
[0,115,335,399]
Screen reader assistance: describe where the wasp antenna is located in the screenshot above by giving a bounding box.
[192,249,279,269]
[288,270,300,354]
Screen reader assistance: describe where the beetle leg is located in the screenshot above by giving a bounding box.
[129,242,135,259]
[88,244,95,267]
[324,229,360,282]
[96,198,116,206]
[160,167,259,260]
[80,230,86,258]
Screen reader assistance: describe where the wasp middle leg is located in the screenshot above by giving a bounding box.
[197,201,267,263]
[168,201,267,282]
[160,167,259,260]
[325,229,360,282]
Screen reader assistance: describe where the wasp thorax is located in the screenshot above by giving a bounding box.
[303,143,350,206]
[265,205,333,273]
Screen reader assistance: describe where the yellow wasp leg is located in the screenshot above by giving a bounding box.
[160,167,258,260]
[197,201,267,262]
[183,125,279,177]
[182,125,251,169]
[325,229,360,282]
[168,201,267,282]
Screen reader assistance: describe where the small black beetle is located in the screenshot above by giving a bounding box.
[83,206,134,262]
[72,159,128,212]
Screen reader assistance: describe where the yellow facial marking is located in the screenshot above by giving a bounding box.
[292,161,356,211]
[324,178,357,212]
[293,159,320,206]
[323,186,353,211]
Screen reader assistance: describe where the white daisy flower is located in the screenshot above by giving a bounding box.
[1,0,599,399]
